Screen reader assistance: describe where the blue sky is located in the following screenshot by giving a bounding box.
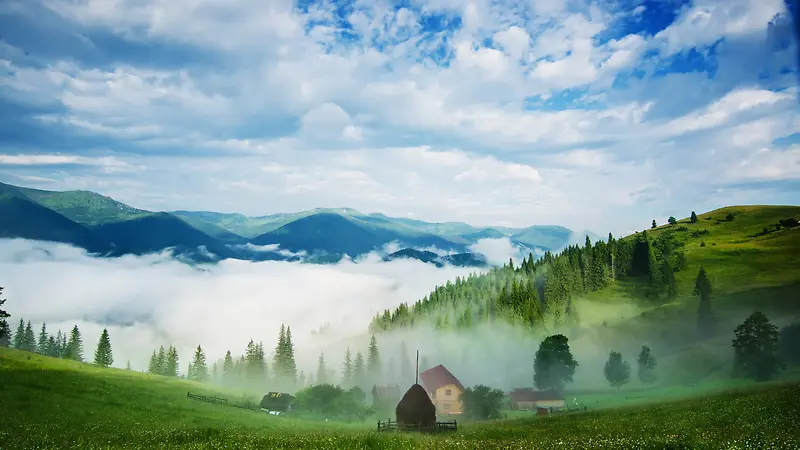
[0,0,797,234]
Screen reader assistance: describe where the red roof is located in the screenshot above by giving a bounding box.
[419,364,464,393]
[508,388,563,402]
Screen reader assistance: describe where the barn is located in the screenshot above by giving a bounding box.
[508,388,565,410]
[419,364,465,415]
[260,392,296,413]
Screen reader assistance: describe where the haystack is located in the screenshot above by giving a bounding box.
[395,383,436,427]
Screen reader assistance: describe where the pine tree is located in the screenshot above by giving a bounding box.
[148,350,160,374]
[0,287,10,347]
[636,345,657,385]
[694,266,714,338]
[93,328,113,367]
[367,334,381,383]
[317,352,329,385]
[245,339,267,385]
[651,219,657,229]
[222,350,234,384]
[188,345,208,381]
[37,323,48,354]
[23,320,36,352]
[165,345,179,377]
[46,335,57,357]
[65,325,84,362]
[353,351,366,389]
[690,211,698,223]
[126,361,132,371]
[58,330,67,357]
[273,324,286,380]
[342,347,353,388]
[13,318,24,349]
[284,326,297,385]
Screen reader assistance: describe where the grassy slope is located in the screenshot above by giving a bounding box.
[572,205,800,383]
[2,347,799,449]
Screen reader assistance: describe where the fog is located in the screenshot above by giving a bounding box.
[0,238,483,374]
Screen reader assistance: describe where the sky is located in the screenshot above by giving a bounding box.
[0,0,798,235]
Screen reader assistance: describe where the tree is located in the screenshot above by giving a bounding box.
[93,328,114,367]
[126,361,132,371]
[651,219,657,229]
[604,352,631,390]
[37,323,49,354]
[317,352,329,385]
[46,335,58,357]
[222,350,235,384]
[636,345,657,385]
[23,320,36,352]
[165,345,179,377]
[367,334,382,383]
[155,346,167,375]
[461,385,505,420]
[779,323,800,365]
[533,334,578,391]
[690,211,698,223]
[188,345,208,382]
[0,287,11,347]
[668,216,677,225]
[13,318,24,349]
[353,351,366,389]
[284,326,297,384]
[694,267,714,338]
[65,325,84,362]
[732,312,783,381]
[341,347,353,388]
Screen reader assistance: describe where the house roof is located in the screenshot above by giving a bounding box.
[508,388,563,402]
[419,364,464,392]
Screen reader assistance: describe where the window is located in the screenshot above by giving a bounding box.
[445,389,452,397]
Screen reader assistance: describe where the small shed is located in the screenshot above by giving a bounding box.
[395,383,437,427]
[508,388,565,410]
[259,392,296,413]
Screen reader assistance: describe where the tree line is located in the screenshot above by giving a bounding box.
[370,213,704,333]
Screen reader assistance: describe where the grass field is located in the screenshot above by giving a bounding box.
[2,347,800,449]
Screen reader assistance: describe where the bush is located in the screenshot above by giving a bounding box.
[778,218,799,228]
[293,384,370,422]
[700,241,706,247]
[725,213,735,222]
[676,226,689,232]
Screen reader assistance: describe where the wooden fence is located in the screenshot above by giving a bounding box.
[377,419,457,433]
[186,392,258,411]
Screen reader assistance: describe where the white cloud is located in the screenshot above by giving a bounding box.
[468,237,526,266]
[0,238,477,373]
[725,146,800,182]
[0,154,142,173]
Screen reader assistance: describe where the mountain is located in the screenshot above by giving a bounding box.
[0,194,114,254]
[371,205,800,383]
[0,181,583,265]
[384,248,489,268]
[92,212,242,260]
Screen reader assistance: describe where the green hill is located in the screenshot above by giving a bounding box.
[1,347,798,449]
[0,195,113,254]
[371,205,800,381]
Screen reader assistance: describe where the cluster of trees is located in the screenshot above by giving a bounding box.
[292,384,371,422]
[603,345,657,391]
[4,316,115,368]
[371,221,697,333]
[732,311,800,382]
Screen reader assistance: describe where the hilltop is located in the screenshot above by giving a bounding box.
[0,180,580,266]
[371,205,800,383]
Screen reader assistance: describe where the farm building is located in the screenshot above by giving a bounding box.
[372,384,401,410]
[508,388,565,410]
[259,392,296,413]
[419,364,464,415]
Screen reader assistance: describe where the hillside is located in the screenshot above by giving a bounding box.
[371,206,800,380]
[1,347,798,449]
[0,195,114,254]
[385,248,489,268]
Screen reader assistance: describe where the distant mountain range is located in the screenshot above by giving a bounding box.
[0,181,597,267]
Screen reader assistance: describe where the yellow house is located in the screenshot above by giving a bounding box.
[419,364,464,415]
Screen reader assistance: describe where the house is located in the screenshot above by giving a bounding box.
[508,388,565,410]
[419,364,464,415]
[259,392,296,413]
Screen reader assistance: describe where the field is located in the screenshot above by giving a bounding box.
[2,348,800,449]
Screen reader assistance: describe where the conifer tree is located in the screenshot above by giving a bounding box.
[188,345,208,381]
[367,334,382,383]
[690,211,698,223]
[37,323,48,354]
[317,351,329,385]
[651,219,657,229]
[284,326,297,385]
[165,345,179,377]
[297,370,306,388]
[148,350,159,374]
[222,350,234,384]
[23,320,36,352]
[273,324,286,379]
[58,330,67,357]
[341,347,353,388]
[93,328,114,367]
[353,351,366,388]
[694,266,714,338]
[13,318,24,349]
[65,325,84,362]
[156,345,167,375]
[0,287,9,347]
[46,335,57,357]
[126,361,132,371]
